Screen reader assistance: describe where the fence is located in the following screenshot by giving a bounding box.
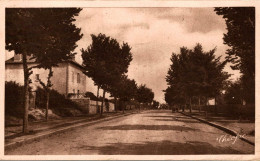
[71,98,115,114]
[186,104,255,119]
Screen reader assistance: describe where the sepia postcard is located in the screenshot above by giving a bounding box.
[0,0,259,160]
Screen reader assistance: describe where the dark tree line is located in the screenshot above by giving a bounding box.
[165,7,255,112]
[81,33,133,116]
[81,33,155,116]
[214,7,255,104]
[165,44,229,112]
[6,9,156,134]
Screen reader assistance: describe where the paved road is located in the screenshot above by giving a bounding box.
[5,110,254,155]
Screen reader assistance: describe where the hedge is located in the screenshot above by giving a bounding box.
[5,81,83,118]
[5,81,25,118]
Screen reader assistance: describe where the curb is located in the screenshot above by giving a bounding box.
[5,111,140,151]
[179,112,255,146]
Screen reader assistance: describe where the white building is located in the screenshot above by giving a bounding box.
[5,54,87,96]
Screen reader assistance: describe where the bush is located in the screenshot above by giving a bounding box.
[84,92,99,101]
[5,81,24,118]
[35,87,83,116]
[5,81,83,118]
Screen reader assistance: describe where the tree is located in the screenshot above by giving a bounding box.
[165,44,229,113]
[33,9,82,121]
[108,74,138,112]
[116,76,137,113]
[6,9,38,133]
[152,100,160,109]
[6,8,82,131]
[164,85,185,111]
[214,7,255,104]
[136,84,154,106]
[224,80,243,104]
[81,33,133,116]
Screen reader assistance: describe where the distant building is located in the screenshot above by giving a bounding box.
[5,54,87,96]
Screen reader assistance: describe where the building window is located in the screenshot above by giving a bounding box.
[35,74,40,82]
[73,89,75,94]
[82,77,84,84]
[72,72,74,83]
[77,73,80,83]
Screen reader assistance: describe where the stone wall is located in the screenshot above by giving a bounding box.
[89,100,98,114]
[108,102,115,111]
[71,98,115,114]
[71,98,90,113]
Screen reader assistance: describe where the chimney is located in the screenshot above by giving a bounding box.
[71,55,76,61]
[13,54,35,62]
[14,54,22,62]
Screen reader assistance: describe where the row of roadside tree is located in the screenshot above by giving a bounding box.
[6,8,83,133]
[164,7,255,114]
[6,8,156,133]
[81,33,155,115]
[165,44,229,112]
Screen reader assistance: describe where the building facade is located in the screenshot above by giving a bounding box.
[5,54,87,96]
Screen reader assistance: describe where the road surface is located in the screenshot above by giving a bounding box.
[5,110,254,155]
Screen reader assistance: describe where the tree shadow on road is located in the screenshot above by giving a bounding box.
[146,115,199,124]
[78,140,249,155]
[96,125,197,132]
[153,119,199,124]
[145,115,174,118]
[144,110,171,113]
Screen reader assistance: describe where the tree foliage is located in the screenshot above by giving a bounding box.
[152,100,160,109]
[81,33,133,91]
[115,75,138,102]
[164,85,185,106]
[224,81,243,104]
[6,8,83,131]
[81,33,133,115]
[165,44,229,107]
[136,84,154,104]
[6,8,82,64]
[214,7,255,103]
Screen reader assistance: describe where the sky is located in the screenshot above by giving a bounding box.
[73,7,241,103]
[5,7,241,103]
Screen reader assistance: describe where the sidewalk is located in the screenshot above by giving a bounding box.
[5,110,139,150]
[179,109,255,145]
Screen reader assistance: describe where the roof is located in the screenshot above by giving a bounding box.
[5,57,85,70]
[68,59,85,70]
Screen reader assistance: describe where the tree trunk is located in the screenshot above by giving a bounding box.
[114,97,117,112]
[100,89,106,117]
[22,53,29,134]
[45,91,49,121]
[184,96,188,112]
[189,97,192,113]
[45,68,53,122]
[123,101,126,114]
[215,96,217,114]
[96,86,100,113]
[205,96,208,117]
[199,96,201,112]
